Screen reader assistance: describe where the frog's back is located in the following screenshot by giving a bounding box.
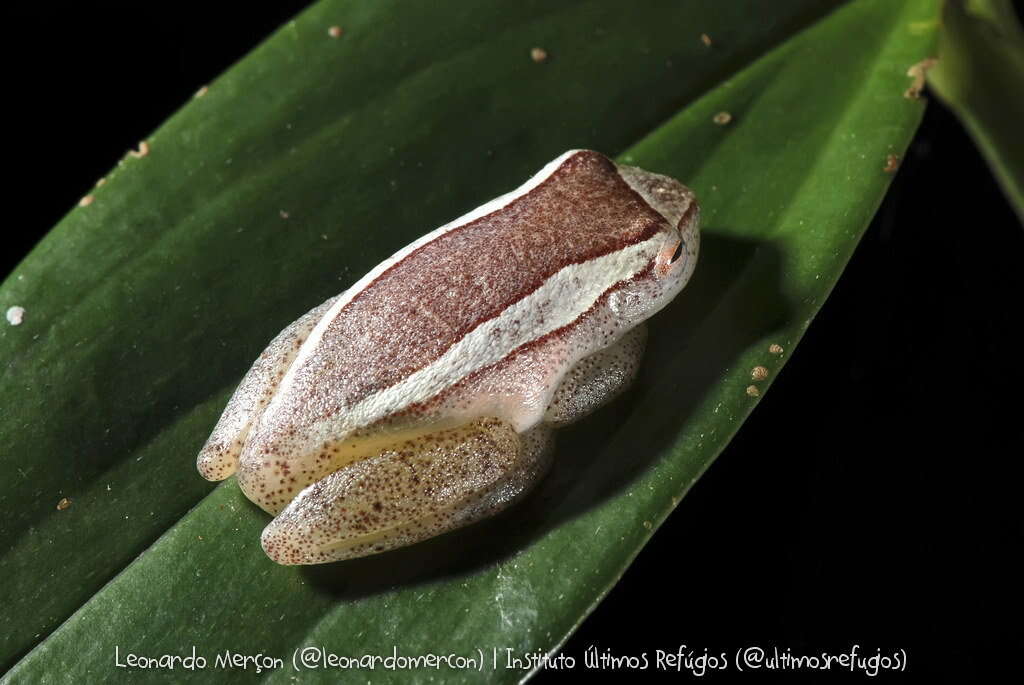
[263,150,669,437]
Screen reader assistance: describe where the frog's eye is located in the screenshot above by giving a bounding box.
[669,241,685,264]
[655,238,684,276]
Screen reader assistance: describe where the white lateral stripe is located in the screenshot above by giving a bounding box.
[268,150,582,416]
[322,235,661,436]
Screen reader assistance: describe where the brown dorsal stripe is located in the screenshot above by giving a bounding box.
[287,150,665,418]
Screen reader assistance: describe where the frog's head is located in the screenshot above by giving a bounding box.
[609,162,700,326]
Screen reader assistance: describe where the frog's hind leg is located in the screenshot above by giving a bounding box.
[544,323,647,426]
[260,418,553,565]
[196,294,339,481]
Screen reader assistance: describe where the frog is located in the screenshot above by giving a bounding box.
[196,149,700,565]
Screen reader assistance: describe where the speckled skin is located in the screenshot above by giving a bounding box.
[197,150,700,564]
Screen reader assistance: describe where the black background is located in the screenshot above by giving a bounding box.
[6,3,1022,682]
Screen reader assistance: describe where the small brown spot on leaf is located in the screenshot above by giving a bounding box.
[328,26,343,39]
[531,47,548,63]
[883,154,901,173]
[700,33,712,47]
[713,111,732,126]
[56,497,71,511]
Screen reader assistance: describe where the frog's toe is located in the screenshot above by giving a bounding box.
[195,294,340,482]
[260,418,552,565]
[197,437,243,482]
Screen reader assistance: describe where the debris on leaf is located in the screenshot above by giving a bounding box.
[904,57,937,99]
[56,498,71,511]
[78,195,94,208]
[700,33,712,47]
[713,111,732,126]
[328,26,343,39]
[129,141,150,159]
[6,306,25,326]
[883,154,901,173]
[531,47,548,63]
[194,85,209,99]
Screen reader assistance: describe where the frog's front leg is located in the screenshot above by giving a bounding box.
[543,324,647,426]
[260,418,552,564]
[196,294,340,481]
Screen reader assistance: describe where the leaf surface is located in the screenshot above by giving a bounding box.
[0,0,937,681]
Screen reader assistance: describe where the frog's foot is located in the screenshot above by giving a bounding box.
[196,294,340,482]
[260,418,553,565]
[543,324,647,426]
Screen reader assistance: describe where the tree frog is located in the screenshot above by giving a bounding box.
[197,150,700,564]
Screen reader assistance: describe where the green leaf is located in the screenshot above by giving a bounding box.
[1,0,937,681]
[928,0,1024,224]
